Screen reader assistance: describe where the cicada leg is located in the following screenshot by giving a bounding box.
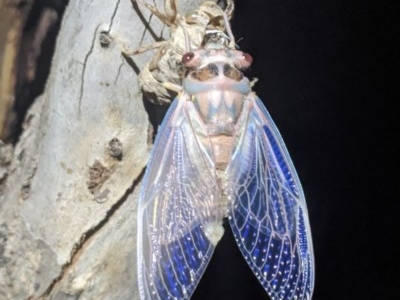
[162,82,182,93]
[132,0,177,26]
[224,0,235,19]
[123,41,166,56]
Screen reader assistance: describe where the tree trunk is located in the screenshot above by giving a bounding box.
[0,0,199,299]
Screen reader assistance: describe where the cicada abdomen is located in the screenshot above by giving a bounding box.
[137,8,314,300]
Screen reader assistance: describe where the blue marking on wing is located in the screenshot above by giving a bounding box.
[228,96,314,300]
[150,226,212,300]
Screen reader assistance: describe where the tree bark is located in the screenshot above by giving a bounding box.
[0,0,199,299]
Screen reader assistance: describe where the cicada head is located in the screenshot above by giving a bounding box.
[181,47,253,77]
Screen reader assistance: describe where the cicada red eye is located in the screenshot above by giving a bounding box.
[182,52,195,65]
[233,51,253,69]
[243,53,253,65]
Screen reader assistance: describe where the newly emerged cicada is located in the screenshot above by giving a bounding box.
[137,5,315,300]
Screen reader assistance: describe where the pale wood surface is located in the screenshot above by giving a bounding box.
[0,0,200,299]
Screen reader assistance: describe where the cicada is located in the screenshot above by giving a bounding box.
[137,10,315,300]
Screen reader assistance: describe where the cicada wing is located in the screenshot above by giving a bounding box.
[227,96,314,300]
[138,97,221,300]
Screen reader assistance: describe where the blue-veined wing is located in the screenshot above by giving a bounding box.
[137,96,225,300]
[227,95,314,300]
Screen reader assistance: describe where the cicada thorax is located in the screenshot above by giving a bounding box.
[182,46,253,170]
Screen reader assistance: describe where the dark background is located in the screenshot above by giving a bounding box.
[10,0,396,299]
[193,1,397,300]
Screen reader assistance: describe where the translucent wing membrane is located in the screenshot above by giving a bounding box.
[137,98,222,300]
[228,96,314,300]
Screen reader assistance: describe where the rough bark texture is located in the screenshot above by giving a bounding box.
[0,0,198,299]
